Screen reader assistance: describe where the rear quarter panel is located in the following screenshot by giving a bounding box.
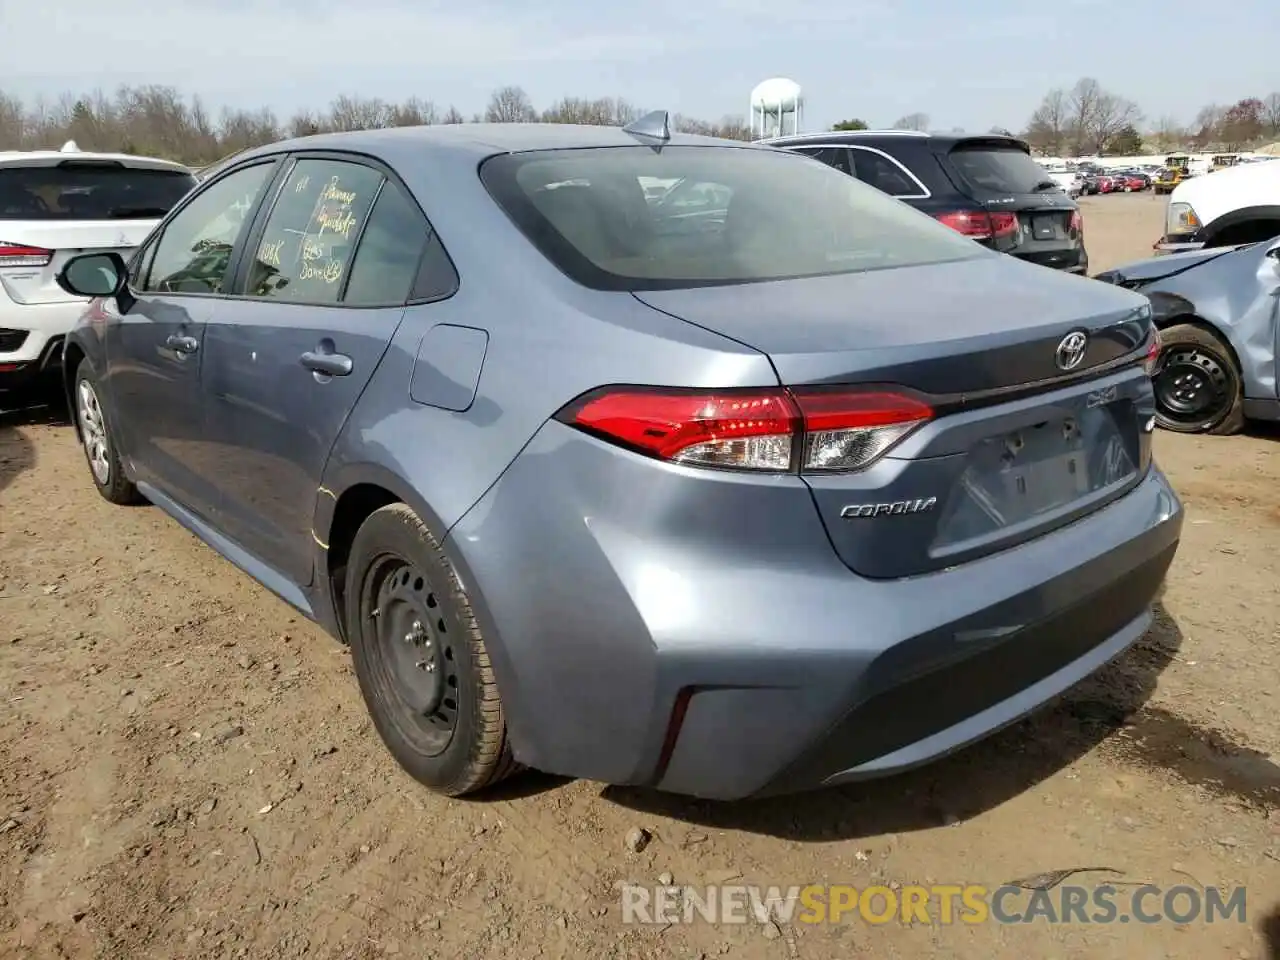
[314,138,779,542]
[313,146,779,764]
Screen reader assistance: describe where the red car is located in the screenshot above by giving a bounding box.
[1094,174,1117,194]
[1111,172,1148,192]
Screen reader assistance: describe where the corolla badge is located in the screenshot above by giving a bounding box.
[1055,331,1089,371]
[840,497,937,519]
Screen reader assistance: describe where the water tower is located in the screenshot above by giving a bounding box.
[750,78,803,139]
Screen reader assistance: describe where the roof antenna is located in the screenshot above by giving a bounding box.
[622,110,671,143]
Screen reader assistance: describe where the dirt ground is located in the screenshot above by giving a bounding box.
[2,191,1278,960]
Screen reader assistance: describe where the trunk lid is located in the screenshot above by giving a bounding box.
[633,256,1156,578]
[633,255,1148,393]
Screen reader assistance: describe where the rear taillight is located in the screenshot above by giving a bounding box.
[1143,327,1162,376]
[557,386,934,474]
[1068,210,1083,234]
[0,243,52,268]
[933,211,1017,241]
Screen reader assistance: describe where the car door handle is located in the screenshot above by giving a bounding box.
[300,350,353,377]
[165,334,199,354]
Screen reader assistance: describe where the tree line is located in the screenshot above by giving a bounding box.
[6,79,1279,166]
[1021,78,1280,156]
[832,80,1280,157]
[0,84,751,166]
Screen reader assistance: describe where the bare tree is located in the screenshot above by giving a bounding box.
[1263,92,1280,136]
[442,106,466,125]
[389,97,438,127]
[327,95,393,131]
[541,96,612,125]
[670,113,751,140]
[1150,115,1185,149]
[1218,98,1265,149]
[218,106,280,154]
[1191,104,1225,148]
[289,111,325,139]
[1066,78,1103,153]
[540,96,642,127]
[1084,91,1141,154]
[1023,88,1068,155]
[0,92,25,146]
[484,86,536,123]
[892,112,929,131]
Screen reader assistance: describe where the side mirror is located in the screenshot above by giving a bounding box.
[1266,244,1280,261]
[57,251,127,299]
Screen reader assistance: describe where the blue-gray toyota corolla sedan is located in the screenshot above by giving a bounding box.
[55,117,1183,801]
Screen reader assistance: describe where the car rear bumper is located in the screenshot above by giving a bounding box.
[447,421,1183,800]
[0,334,65,390]
[0,298,86,364]
[1011,247,1088,273]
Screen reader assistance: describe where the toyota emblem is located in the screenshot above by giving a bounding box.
[1055,331,1088,371]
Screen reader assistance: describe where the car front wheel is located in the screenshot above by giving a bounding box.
[74,359,142,504]
[344,502,519,797]
[1152,324,1245,435]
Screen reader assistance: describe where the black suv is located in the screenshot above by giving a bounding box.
[764,130,1088,274]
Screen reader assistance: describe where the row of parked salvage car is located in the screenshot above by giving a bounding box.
[0,117,1274,803]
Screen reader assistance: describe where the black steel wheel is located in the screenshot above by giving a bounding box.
[344,503,518,796]
[1152,323,1245,435]
[364,554,461,754]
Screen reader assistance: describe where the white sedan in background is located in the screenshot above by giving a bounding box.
[1041,164,1084,198]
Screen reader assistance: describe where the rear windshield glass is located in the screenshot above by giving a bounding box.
[480,146,985,291]
[0,163,196,220]
[946,143,1055,194]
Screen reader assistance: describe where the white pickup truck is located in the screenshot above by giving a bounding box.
[1156,157,1280,253]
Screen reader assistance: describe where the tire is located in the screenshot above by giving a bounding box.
[73,359,142,504]
[1152,323,1245,436]
[344,502,519,797]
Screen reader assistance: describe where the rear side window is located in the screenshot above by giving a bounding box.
[481,145,983,291]
[0,163,195,220]
[343,181,432,306]
[945,143,1056,195]
[848,148,923,197]
[244,158,382,304]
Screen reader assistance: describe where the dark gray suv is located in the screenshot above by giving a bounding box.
[765,130,1089,274]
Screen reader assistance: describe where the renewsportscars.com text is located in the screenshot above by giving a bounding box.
[621,883,1248,926]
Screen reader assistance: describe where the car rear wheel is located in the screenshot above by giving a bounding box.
[344,503,519,797]
[1152,324,1245,436]
[74,359,142,504]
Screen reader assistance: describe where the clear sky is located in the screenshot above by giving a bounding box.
[1,0,1274,132]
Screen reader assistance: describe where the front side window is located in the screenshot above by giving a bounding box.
[481,145,983,291]
[144,162,275,294]
[244,158,382,303]
[795,147,853,176]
